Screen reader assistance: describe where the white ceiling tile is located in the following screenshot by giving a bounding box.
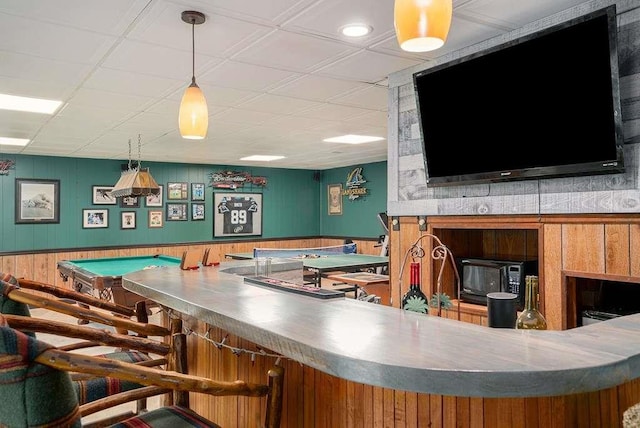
[270,74,368,101]
[83,67,182,98]
[0,52,93,86]
[212,107,280,124]
[330,85,388,110]
[317,50,422,83]
[199,61,300,92]
[237,93,323,115]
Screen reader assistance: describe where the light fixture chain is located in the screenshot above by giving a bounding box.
[127,138,132,170]
[137,133,142,169]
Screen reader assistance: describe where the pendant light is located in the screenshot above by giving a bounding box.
[179,10,208,140]
[394,0,453,53]
[111,134,160,198]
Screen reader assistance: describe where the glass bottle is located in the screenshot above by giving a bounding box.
[515,275,547,330]
[401,262,429,314]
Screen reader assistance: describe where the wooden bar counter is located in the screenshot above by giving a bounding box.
[123,261,640,426]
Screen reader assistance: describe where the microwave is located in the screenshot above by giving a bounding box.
[457,258,537,310]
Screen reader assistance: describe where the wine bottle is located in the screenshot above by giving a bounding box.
[401,262,429,314]
[515,275,547,330]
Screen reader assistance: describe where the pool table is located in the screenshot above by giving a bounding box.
[57,255,182,307]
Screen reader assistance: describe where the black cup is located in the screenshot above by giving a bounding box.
[487,292,518,328]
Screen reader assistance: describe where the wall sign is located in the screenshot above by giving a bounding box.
[208,170,267,189]
[343,167,368,201]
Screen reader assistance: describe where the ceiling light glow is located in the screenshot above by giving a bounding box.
[0,137,30,146]
[0,94,62,114]
[341,24,372,37]
[240,155,285,162]
[323,134,385,144]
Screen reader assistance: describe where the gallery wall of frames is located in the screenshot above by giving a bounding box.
[1,155,387,253]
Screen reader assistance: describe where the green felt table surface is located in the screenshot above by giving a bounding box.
[59,255,181,277]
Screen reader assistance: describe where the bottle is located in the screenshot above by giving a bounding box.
[515,275,547,330]
[401,262,429,314]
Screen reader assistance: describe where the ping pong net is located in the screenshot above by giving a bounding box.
[253,243,356,259]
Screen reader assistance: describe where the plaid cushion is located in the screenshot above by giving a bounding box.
[0,275,33,326]
[74,350,151,404]
[0,316,81,427]
[110,405,220,428]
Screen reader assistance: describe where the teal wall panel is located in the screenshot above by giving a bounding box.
[320,161,388,239]
[0,155,386,252]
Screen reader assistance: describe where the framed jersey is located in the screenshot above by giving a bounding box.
[214,193,262,237]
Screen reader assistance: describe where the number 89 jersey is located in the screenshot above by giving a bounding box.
[217,196,259,234]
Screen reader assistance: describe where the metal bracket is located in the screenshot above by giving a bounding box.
[391,216,400,231]
[417,216,427,231]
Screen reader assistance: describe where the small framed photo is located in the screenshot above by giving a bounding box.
[119,195,139,208]
[121,211,136,229]
[15,178,60,224]
[166,203,188,221]
[191,203,205,221]
[191,183,205,201]
[82,209,108,228]
[148,210,163,228]
[92,185,117,205]
[145,185,163,207]
[167,182,188,200]
[328,183,343,215]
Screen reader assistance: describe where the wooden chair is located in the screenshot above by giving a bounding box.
[0,274,177,425]
[0,313,284,427]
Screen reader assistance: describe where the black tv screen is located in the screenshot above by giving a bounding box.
[414,5,624,187]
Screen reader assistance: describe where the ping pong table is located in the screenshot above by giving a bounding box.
[225,251,389,287]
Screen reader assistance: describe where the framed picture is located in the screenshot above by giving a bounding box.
[148,210,163,228]
[166,203,188,221]
[121,211,136,229]
[15,178,60,224]
[82,208,108,228]
[92,185,117,205]
[119,195,139,208]
[328,183,343,215]
[214,193,262,237]
[191,203,205,221]
[191,183,205,201]
[167,182,188,200]
[145,185,163,207]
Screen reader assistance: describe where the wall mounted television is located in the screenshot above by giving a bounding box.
[413,5,625,187]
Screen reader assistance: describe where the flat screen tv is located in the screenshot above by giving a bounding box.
[413,5,624,187]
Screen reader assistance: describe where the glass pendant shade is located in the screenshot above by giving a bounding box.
[394,0,453,52]
[179,80,208,140]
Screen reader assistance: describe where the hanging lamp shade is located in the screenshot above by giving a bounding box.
[179,79,208,139]
[394,0,453,53]
[111,135,160,198]
[179,10,208,140]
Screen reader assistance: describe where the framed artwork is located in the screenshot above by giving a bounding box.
[145,185,163,207]
[121,211,136,229]
[191,203,205,221]
[328,183,343,215]
[191,182,205,201]
[214,193,262,237]
[15,178,60,224]
[166,203,188,221]
[119,195,139,208]
[92,185,117,205]
[82,209,108,228]
[167,182,188,200]
[148,210,163,228]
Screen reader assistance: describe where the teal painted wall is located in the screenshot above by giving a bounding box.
[0,155,387,252]
[320,161,388,239]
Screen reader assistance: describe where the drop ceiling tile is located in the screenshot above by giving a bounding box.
[177,0,318,24]
[270,74,368,101]
[317,50,422,83]
[82,67,182,98]
[232,30,359,73]
[237,93,322,115]
[0,76,74,100]
[68,88,155,112]
[0,13,116,64]
[212,107,280,124]
[294,103,377,121]
[199,61,300,92]
[459,0,587,28]
[0,52,93,86]
[329,85,388,110]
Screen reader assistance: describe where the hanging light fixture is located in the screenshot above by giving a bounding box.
[111,134,160,198]
[394,0,453,53]
[179,10,208,140]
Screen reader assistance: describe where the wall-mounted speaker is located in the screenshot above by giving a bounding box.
[313,171,322,182]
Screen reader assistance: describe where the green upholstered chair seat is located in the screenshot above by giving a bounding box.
[74,350,152,404]
[109,405,220,427]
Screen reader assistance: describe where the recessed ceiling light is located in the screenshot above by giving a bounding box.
[340,24,372,37]
[0,137,30,146]
[0,93,63,114]
[240,155,285,162]
[323,134,385,144]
